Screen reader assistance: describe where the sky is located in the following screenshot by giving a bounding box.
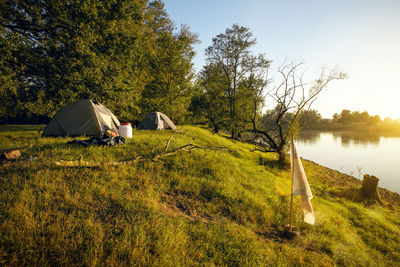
[163,0,400,119]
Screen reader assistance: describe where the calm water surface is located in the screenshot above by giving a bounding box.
[297,131,400,193]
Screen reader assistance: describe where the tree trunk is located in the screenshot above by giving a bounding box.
[231,127,237,139]
[277,150,287,169]
[213,124,219,133]
[361,174,381,202]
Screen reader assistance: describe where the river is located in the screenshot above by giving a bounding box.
[297,131,400,194]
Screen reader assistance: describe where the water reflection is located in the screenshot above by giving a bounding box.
[300,131,381,147]
[298,131,321,144]
[296,131,400,193]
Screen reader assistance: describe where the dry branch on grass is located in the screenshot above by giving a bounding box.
[152,143,228,161]
[152,132,229,161]
[53,132,229,168]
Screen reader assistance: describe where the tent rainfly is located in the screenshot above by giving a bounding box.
[138,112,176,130]
[42,99,120,137]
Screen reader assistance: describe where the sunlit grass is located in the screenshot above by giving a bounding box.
[0,125,399,265]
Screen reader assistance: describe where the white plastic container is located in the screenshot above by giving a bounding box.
[119,123,132,138]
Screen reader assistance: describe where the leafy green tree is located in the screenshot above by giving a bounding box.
[0,0,197,124]
[140,22,198,123]
[298,109,322,129]
[367,115,381,126]
[337,110,352,123]
[332,110,382,127]
[202,24,270,138]
[1,0,152,122]
[0,27,21,121]
[237,54,270,129]
[191,64,229,132]
[359,111,370,123]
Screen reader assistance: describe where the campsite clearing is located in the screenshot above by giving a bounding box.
[0,125,399,266]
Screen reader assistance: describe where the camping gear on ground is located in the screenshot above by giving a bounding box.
[119,123,133,138]
[67,135,126,147]
[43,99,120,137]
[106,129,118,137]
[289,135,315,229]
[138,112,176,130]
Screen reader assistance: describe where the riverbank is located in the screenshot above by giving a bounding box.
[302,159,400,210]
[298,130,400,194]
[0,125,399,265]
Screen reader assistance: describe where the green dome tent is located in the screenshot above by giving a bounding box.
[43,99,120,137]
[138,112,176,130]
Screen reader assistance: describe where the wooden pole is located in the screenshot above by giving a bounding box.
[289,134,294,231]
[289,193,293,231]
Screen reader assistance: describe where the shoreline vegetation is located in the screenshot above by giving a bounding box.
[0,125,399,265]
[302,159,400,208]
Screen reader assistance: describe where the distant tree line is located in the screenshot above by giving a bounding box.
[332,110,381,126]
[300,109,400,135]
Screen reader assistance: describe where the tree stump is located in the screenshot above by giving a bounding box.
[361,174,381,202]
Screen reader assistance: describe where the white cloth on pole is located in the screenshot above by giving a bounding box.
[290,136,315,225]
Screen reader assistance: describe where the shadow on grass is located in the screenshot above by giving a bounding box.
[258,155,281,169]
[0,125,44,132]
[253,223,302,243]
[35,143,72,150]
[331,187,363,201]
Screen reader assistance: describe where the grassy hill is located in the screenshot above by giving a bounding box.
[0,125,399,266]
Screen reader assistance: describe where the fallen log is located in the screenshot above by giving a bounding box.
[54,156,143,168]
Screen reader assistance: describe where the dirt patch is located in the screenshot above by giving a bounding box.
[253,224,298,243]
[160,192,215,223]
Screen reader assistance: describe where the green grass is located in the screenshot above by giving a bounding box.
[0,125,399,266]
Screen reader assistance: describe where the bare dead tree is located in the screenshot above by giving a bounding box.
[247,62,346,168]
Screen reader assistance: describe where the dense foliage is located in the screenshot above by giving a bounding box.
[0,0,197,123]
[192,24,270,137]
